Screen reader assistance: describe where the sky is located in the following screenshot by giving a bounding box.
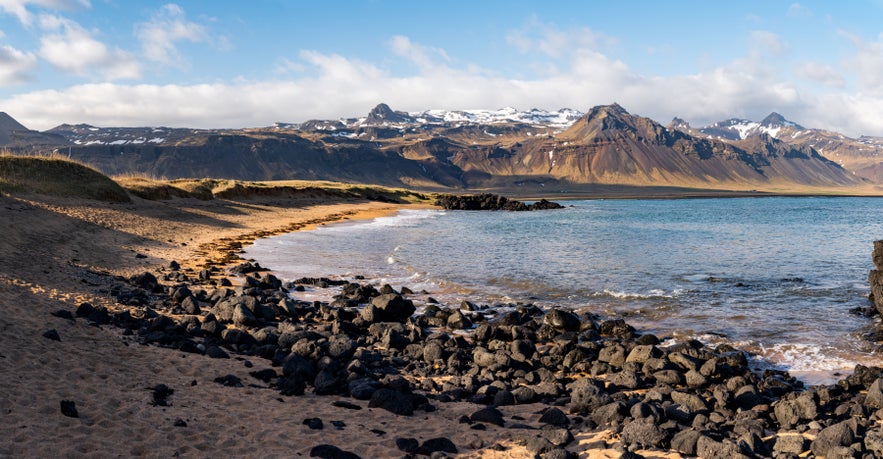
[2,1,883,136]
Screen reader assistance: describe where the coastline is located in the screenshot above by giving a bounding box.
[1,191,881,458]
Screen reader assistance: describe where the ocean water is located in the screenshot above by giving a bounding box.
[244,197,883,382]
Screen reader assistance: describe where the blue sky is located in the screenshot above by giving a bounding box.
[1,1,883,136]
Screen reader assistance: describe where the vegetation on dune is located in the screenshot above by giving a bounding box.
[0,154,435,205]
[0,154,131,202]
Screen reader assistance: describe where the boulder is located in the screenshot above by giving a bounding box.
[621,417,667,448]
[811,419,858,458]
[568,378,610,414]
[865,377,883,408]
[543,309,580,331]
[369,294,415,322]
[368,389,415,416]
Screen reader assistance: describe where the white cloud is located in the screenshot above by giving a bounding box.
[135,3,208,67]
[0,0,89,26]
[795,61,844,88]
[750,30,788,56]
[842,32,883,96]
[506,17,614,59]
[0,43,37,85]
[4,31,883,139]
[37,14,140,80]
[389,35,450,71]
[787,3,811,18]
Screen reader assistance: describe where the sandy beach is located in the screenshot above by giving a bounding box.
[0,191,647,458]
[3,187,883,459]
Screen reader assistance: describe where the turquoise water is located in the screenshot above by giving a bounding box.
[245,197,883,380]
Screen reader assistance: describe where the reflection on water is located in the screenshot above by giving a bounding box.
[245,197,883,382]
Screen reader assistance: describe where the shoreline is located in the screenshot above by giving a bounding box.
[2,192,882,458]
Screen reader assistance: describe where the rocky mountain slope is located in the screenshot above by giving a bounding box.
[670,112,883,183]
[0,112,68,150]
[0,104,871,193]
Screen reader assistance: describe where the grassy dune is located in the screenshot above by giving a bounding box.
[0,155,434,204]
[0,154,131,202]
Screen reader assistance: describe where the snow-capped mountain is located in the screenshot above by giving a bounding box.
[667,112,883,182]
[697,112,805,141]
[286,104,584,131]
[46,124,220,146]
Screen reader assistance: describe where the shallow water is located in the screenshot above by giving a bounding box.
[245,197,883,382]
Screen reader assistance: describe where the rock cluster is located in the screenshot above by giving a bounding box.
[434,193,564,211]
[62,256,883,458]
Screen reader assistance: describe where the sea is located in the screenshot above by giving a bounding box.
[244,196,883,384]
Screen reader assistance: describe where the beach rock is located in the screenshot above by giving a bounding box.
[538,407,569,427]
[150,384,174,406]
[368,294,415,322]
[608,370,642,390]
[568,378,610,414]
[625,345,660,364]
[864,377,883,408]
[697,435,751,459]
[60,400,79,418]
[865,428,883,456]
[590,401,627,427]
[303,417,324,430]
[671,429,702,455]
[42,329,61,341]
[811,419,858,458]
[213,374,243,387]
[232,304,258,327]
[542,449,576,459]
[368,389,414,416]
[130,272,161,292]
[621,417,667,448]
[314,369,345,395]
[734,384,762,409]
[171,285,192,303]
[470,406,505,426]
[684,370,708,388]
[395,438,419,453]
[772,434,808,455]
[249,368,277,383]
[510,339,535,362]
[50,309,75,320]
[180,296,201,315]
[652,369,684,386]
[309,444,361,459]
[416,437,458,455]
[277,375,306,396]
[327,335,356,360]
[446,309,473,329]
[774,392,818,429]
[671,390,708,412]
[543,309,580,331]
[597,344,626,367]
[598,319,634,338]
[204,345,229,359]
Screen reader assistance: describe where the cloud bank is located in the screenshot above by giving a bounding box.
[1,4,883,138]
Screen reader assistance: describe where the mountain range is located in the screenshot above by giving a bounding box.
[1,103,879,194]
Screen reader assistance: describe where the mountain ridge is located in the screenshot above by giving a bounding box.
[0,104,875,193]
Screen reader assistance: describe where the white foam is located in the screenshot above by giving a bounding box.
[594,289,677,299]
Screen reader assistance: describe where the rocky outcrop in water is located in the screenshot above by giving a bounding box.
[869,240,883,316]
[434,193,564,211]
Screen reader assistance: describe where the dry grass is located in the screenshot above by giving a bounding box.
[0,153,130,202]
[115,175,436,204]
